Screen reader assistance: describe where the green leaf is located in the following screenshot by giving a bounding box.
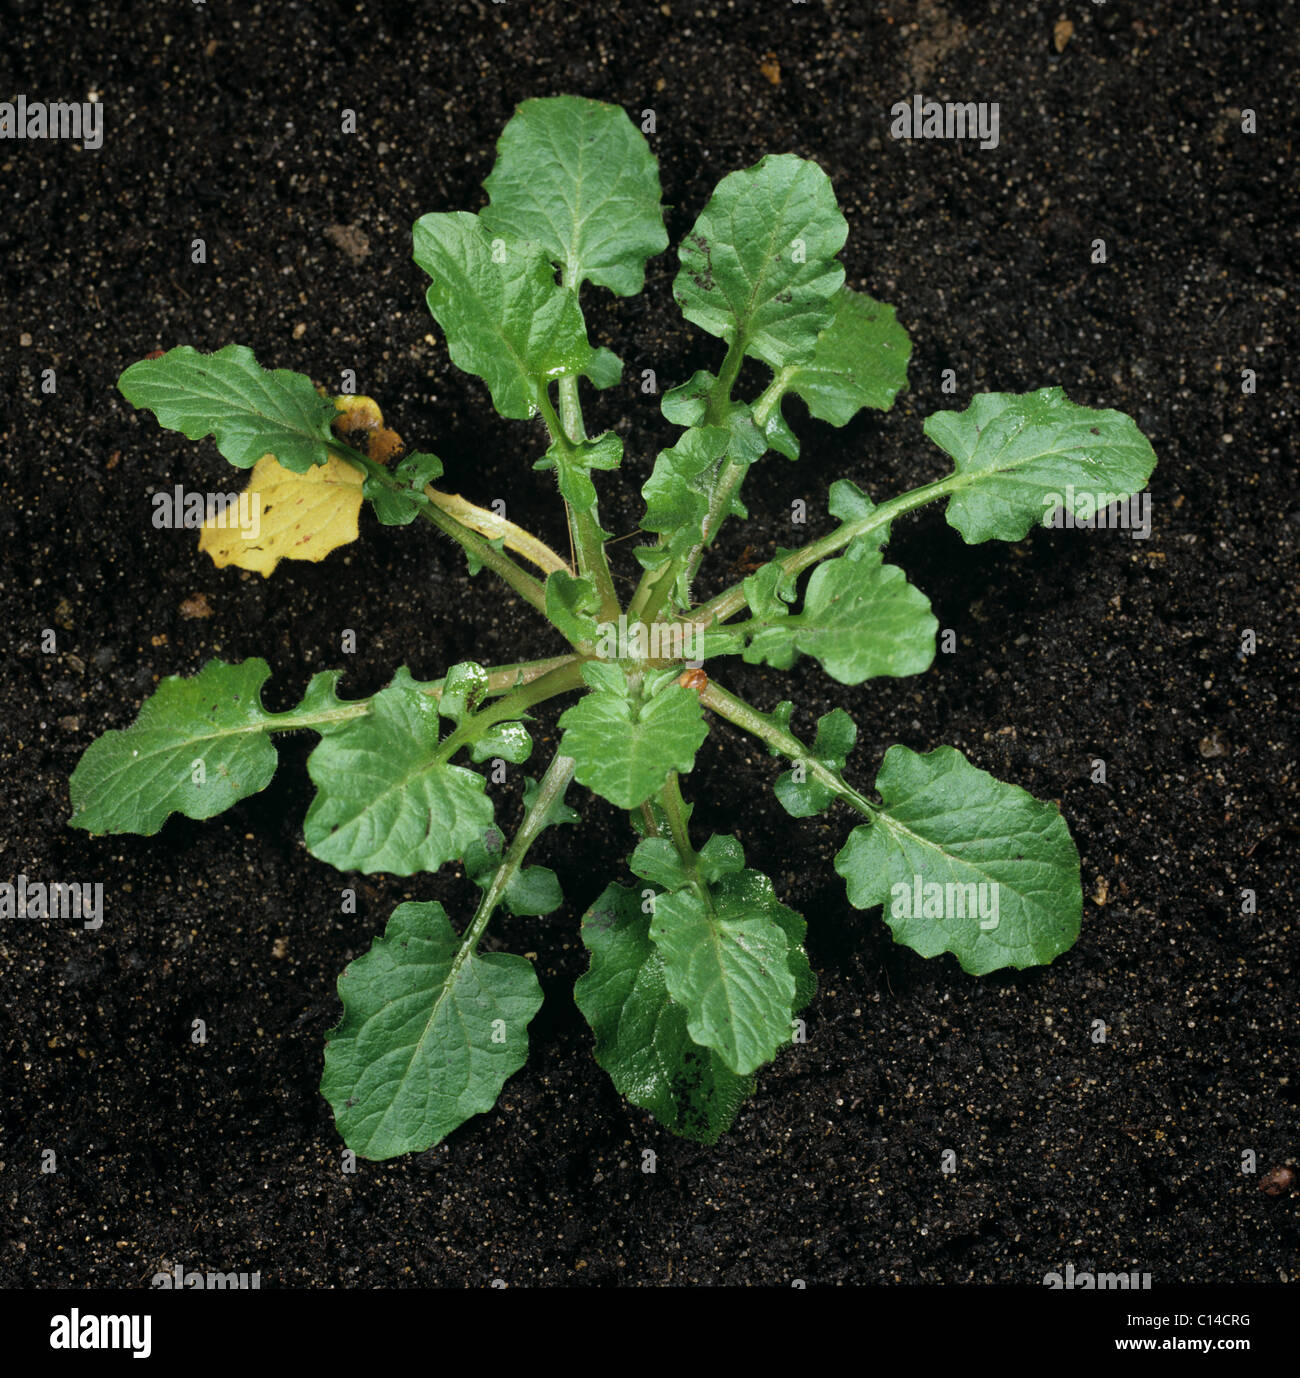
[321,901,543,1159]
[395,451,444,490]
[303,666,496,876]
[575,883,758,1143]
[118,345,338,473]
[649,870,798,1076]
[834,745,1082,975]
[775,708,857,818]
[743,560,798,619]
[781,286,911,425]
[629,837,691,892]
[638,409,763,589]
[465,826,563,917]
[673,153,848,370]
[559,664,709,809]
[762,405,801,460]
[640,425,728,544]
[661,370,715,426]
[69,660,357,835]
[369,450,444,525]
[924,387,1158,543]
[744,541,938,684]
[522,772,580,830]
[583,347,624,389]
[535,431,622,514]
[481,96,667,297]
[545,569,602,645]
[412,212,594,419]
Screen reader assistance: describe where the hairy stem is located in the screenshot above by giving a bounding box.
[537,388,621,622]
[459,750,577,958]
[699,679,877,818]
[436,658,587,765]
[423,489,572,576]
[328,439,550,614]
[692,472,961,627]
[257,656,582,739]
[657,771,708,899]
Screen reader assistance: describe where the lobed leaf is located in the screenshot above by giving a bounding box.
[69,660,355,835]
[481,95,668,296]
[303,666,499,876]
[321,901,543,1160]
[775,707,857,818]
[575,883,757,1143]
[673,153,847,371]
[535,431,622,514]
[834,745,1082,975]
[924,387,1158,543]
[465,826,563,917]
[412,212,594,419]
[647,859,810,1077]
[559,664,708,809]
[781,286,912,425]
[118,345,337,473]
[744,540,938,684]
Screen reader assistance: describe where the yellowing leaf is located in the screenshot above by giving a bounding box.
[198,396,401,577]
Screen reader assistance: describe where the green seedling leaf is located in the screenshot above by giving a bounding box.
[640,425,729,545]
[575,883,758,1143]
[481,95,668,297]
[118,345,339,474]
[775,707,857,818]
[321,901,543,1159]
[583,347,625,389]
[763,405,800,460]
[781,286,911,425]
[535,431,622,514]
[743,560,798,620]
[834,745,1082,975]
[369,452,445,526]
[468,720,533,766]
[69,660,358,835]
[522,773,581,830]
[639,410,763,587]
[465,826,563,917]
[559,664,709,809]
[412,212,594,419]
[303,666,498,876]
[924,387,1158,543]
[648,858,806,1076]
[744,541,938,684]
[674,153,848,370]
[545,570,602,645]
[661,370,715,426]
[629,837,691,892]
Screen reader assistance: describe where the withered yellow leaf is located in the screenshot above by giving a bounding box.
[199,396,402,577]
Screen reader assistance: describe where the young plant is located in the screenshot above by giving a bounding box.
[72,96,1157,1159]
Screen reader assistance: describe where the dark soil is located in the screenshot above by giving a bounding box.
[1,0,1296,1287]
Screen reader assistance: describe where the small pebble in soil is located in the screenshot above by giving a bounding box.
[1199,729,1229,758]
[1258,1166,1295,1196]
[20,332,33,346]
[325,224,371,262]
[180,592,214,619]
